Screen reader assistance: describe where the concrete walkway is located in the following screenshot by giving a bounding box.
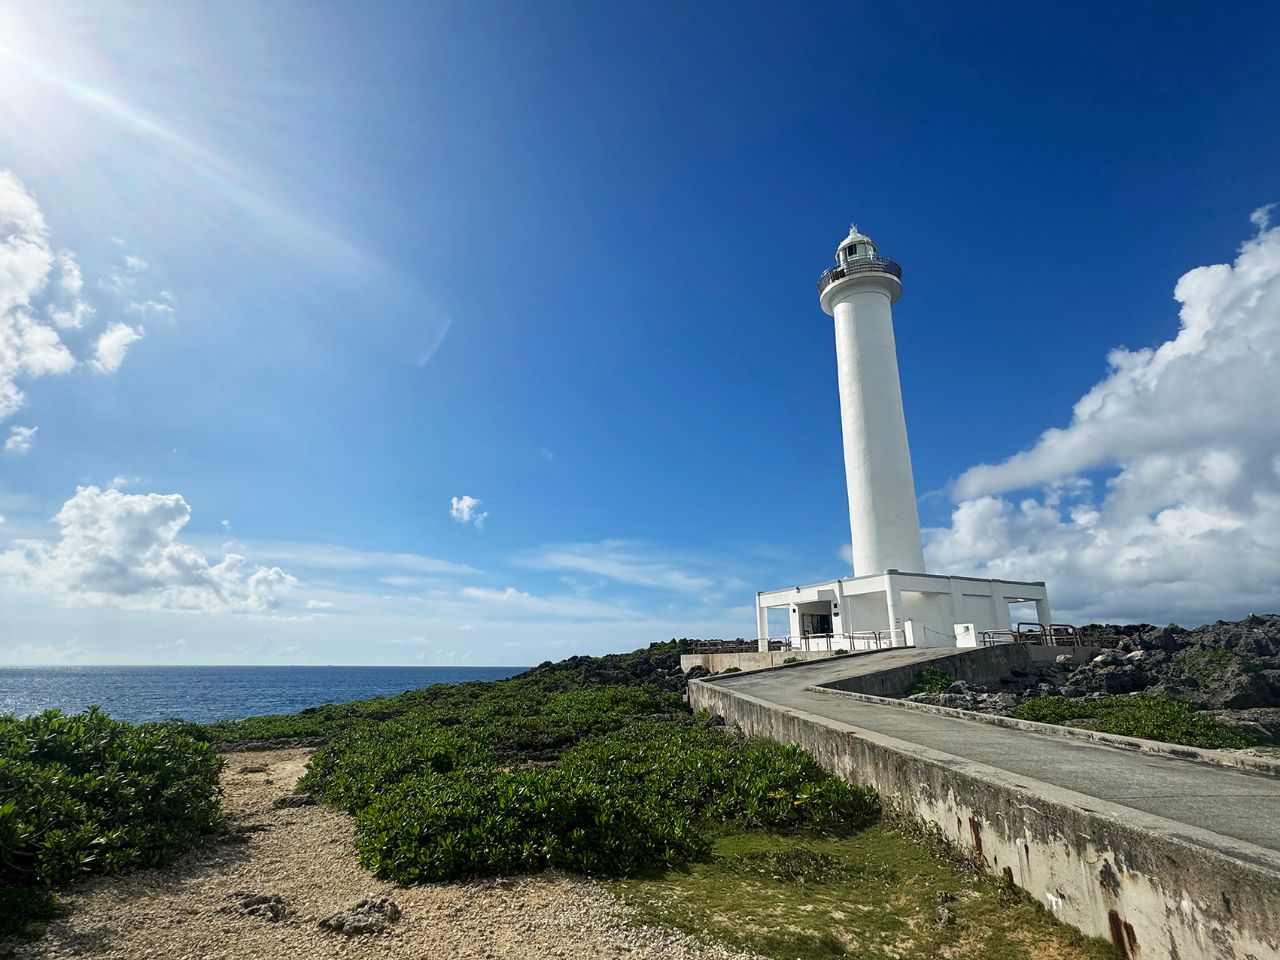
[713,649,1280,853]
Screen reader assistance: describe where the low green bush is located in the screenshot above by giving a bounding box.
[0,707,223,888]
[355,767,707,881]
[1013,694,1251,748]
[312,713,879,883]
[907,666,954,695]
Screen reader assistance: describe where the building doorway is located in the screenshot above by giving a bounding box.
[800,612,833,637]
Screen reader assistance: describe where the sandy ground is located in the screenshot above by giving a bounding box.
[13,748,757,960]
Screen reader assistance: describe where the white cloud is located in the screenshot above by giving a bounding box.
[928,208,1280,624]
[47,251,94,329]
[517,539,718,594]
[90,321,144,373]
[245,541,480,576]
[0,169,76,418]
[5,425,36,454]
[0,169,158,420]
[450,494,488,528]
[0,485,296,613]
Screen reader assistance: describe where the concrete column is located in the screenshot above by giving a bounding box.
[948,580,965,630]
[990,591,1011,630]
[833,580,847,644]
[788,605,801,642]
[1034,597,1052,628]
[756,600,770,652]
[884,576,903,646]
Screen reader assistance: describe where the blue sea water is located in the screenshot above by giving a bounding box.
[0,665,528,724]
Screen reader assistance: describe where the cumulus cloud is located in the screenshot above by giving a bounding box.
[0,169,155,421]
[90,321,144,373]
[5,424,36,454]
[928,208,1280,624]
[0,485,296,613]
[0,171,76,419]
[450,495,487,527]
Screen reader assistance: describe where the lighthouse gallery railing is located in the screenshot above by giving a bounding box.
[817,256,902,295]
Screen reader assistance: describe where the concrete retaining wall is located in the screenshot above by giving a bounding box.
[679,650,841,674]
[689,678,1280,960]
[819,642,1102,698]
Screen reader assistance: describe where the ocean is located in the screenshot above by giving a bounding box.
[0,665,529,725]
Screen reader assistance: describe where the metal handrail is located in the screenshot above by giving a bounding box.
[761,630,910,652]
[817,256,902,295]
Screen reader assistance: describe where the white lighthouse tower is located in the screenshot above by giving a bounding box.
[820,226,926,577]
[753,222,1054,653]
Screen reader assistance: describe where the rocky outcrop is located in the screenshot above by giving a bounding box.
[219,891,288,922]
[521,640,698,692]
[906,614,1280,743]
[318,897,402,935]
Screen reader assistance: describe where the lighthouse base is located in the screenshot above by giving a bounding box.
[754,571,1051,653]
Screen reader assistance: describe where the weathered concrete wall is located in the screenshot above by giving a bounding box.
[689,679,1280,960]
[821,643,1102,698]
[679,649,840,674]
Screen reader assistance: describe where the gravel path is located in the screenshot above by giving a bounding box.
[13,748,758,960]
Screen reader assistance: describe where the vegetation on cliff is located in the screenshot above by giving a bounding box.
[1012,693,1251,748]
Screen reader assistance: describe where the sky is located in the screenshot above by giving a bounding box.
[1,0,1278,665]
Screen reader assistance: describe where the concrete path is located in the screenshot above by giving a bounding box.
[713,650,1280,853]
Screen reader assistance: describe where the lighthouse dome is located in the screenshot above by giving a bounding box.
[836,224,877,263]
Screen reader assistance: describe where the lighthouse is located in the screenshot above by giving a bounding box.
[819,225,926,577]
[752,222,1053,652]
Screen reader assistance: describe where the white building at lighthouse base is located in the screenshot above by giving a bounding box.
[754,571,1051,652]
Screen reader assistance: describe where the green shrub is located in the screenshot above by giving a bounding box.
[326,718,879,883]
[354,767,707,881]
[298,722,488,812]
[0,707,223,888]
[720,667,742,674]
[782,657,800,665]
[907,666,954,695]
[1013,695,1251,748]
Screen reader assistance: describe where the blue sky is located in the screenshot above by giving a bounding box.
[2,1,1278,664]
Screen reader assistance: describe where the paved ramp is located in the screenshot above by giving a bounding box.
[714,649,1280,852]
[691,649,1280,958]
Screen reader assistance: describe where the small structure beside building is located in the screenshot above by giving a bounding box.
[754,225,1055,653]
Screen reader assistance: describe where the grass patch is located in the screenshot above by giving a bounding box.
[613,827,1120,960]
[1176,648,1252,682]
[908,665,954,695]
[1013,694,1251,748]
